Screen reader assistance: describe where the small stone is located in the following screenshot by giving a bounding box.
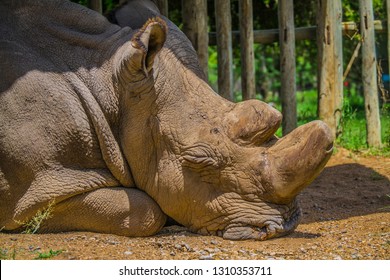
[333,255,342,260]
[205,248,214,253]
[210,240,218,245]
[213,248,221,253]
[124,251,133,255]
[199,254,214,260]
[107,240,120,245]
[28,246,41,252]
[183,243,192,252]
[198,250,207,255]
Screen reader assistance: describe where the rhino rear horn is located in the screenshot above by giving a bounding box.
[115,17,167,80]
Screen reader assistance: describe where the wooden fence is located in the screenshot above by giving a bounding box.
[89,0,388,148]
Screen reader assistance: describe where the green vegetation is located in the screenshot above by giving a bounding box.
[337,84,390,154]
[206,1,389,155]
[35,249,63,260]
[0,247,63,260]
[16,200,55,234]
[72,0,389,155]
[265,89,390,154]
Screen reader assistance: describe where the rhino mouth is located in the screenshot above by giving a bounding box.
[219,206,301,241]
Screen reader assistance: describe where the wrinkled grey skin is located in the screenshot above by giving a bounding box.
[0,0,333,240]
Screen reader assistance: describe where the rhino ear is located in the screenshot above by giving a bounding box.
[115,17,167,81]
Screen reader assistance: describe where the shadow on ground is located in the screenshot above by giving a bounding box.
[298,163,390,224]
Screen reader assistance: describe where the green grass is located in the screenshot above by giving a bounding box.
[0,247,63,260]
[337,98,390,155]
[35,249,63,260]
[264,89,390,155]
[337,112,390,153]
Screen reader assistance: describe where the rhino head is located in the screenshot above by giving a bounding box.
[110,1,333,241]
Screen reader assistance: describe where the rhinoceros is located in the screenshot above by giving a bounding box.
[0,0,333,240]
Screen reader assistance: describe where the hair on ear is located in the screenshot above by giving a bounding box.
[130,17,167,53]
[114,16,167,82]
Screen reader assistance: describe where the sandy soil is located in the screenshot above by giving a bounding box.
[0,148,389,260]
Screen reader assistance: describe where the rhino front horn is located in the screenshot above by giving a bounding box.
[265,121,334,203]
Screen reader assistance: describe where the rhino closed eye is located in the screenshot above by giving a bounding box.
[181,145,220,169]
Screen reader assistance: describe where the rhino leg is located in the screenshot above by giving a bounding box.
[40,187,166,237]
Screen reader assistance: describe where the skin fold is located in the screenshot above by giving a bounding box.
[0,0,333,240]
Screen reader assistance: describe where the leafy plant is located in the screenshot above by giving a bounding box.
[35,249,63,260]
[16,200,55,234]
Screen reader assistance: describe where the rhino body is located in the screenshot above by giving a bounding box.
[0,0,333,240]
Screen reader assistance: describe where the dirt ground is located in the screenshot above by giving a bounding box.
[0,148,389,260]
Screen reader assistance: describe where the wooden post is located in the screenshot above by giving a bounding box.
[359,0,382,148]
[89,0,102,14]
[387,0,390,89]
[215,0,234,101]
[278,0,297,135]
[317,0,343,139]
[239,0,256,100]
[182,0,209,80]
[154,0,168,17]
[208,20,387,46]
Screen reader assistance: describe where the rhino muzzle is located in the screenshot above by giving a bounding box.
[221,205,301,241]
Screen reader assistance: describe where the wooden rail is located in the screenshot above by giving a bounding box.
[209,20,387,45]
[88,0,386,146]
